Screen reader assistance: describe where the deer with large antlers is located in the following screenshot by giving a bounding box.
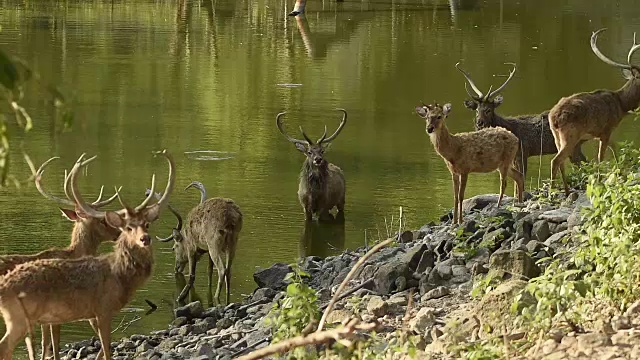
[550,28,640,194]
[456,62,587,182]
[0,150,175,360]
[415,102,524,224]
[0,154,121,360]
[157,181,242,305]
[276,109,347,222]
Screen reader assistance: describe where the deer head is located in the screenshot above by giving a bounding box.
[276,109,347,168]
[35,154,122,241]
[69,150,176,237]
[456,62,516,129]
[591,28,640,80]
[415,102,452,134]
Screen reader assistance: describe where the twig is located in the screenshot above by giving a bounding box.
[111,316,126,334]
[237,318,378,360]
[179,329,257,348]
[121,315,141,332]
[503,325,511,360]
[319,279,374,311]
[316,237,395,332]
[400,288,414,343]
[237,297,271,313]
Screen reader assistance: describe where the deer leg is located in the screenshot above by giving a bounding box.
[40,325,51,360]
[0,305,29,360]
[88,319,104,360]
[458,173,468,224]
[224,252,232,305]
[25,335,35,360]
[451,173,460,224]
[50,325,62,360]
[211,252,225,305]
[177,253,197,303]
[497,167,507,208]
[508,167,525,203]
[570,140,587,164]
[597,135,611,162]
[94,317,111,360]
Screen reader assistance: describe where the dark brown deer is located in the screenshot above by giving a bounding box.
[165,181,243,305]
[456,62,587,181]
[415,102,524,224]
[276,109,347,222]
[0,150,175,360]
[550,28,640,194]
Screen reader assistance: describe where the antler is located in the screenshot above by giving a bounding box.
[145,188,183,242]
[185,181,207,204]
[276,112,309,146]
[455,62,484,100]
[591,28,634,70]
[487,62,517,99]
[628,32,640,65]
[35,156,76,207]
[68,155,112,218]
[318,109,347,144]
[147,149,176,212]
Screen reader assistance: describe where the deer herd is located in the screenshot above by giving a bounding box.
[0,27,638,359]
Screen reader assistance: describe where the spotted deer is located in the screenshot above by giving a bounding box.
[550,28,640,194]
[0,150,175,360]
[161,181,243,305]
[276,109,347,222]
[415,102,524,224]
[456,62,587,181]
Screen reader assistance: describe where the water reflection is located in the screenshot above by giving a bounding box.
[299,218,346,259]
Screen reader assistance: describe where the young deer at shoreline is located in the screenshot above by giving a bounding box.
[164,181,242,305]
[416,103,524,224]
[550,28,640,194]
[456,62,587,181]
[0,150,175,360]
[276,109,347,222]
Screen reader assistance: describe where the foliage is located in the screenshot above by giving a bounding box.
[0,46,73,187]
[265,265,320,360]
[450,340,503,360]
[471,272,502,299]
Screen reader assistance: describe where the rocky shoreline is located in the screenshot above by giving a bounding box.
[59,189,604,360]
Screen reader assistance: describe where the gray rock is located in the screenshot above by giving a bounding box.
[136,342,153,354]
[171,317,188,327]
[459,219,479,235]
[462,194,515,213]
[421,286,450,301]
[451,265,468,277]
[548,222,568,234]
[216,317,233,329]
[489,250,541,280]
[192,317,217,335]
[175,301,204,320]
[251,288,277,302]
[373,259,409,295]
[253,263,292,290]
[419,274,436,295]
[532,220,551,242]
[394,276,407,292]
[367,296,388,317]
[409,307,436,334]
[539,208,572,223]
[434,264,452,280]
[403,244,428,272]
[194,343,216,358]
[515,218,533,242]
[415,250,436,275]
[178,324,192,336]
[482,228,509,246]
[386,295,408,312]
[526,240,545,254]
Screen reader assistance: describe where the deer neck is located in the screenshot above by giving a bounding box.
[112,239,154,294]
[616,77,640,112]
[66,222,102,257]
[301,159,327,192]
[429,124,459,161]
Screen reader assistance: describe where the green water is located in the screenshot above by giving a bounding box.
[1,0,640,355]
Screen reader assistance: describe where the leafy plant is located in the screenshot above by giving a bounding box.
[265,265,320,360]
[471,272,502,299]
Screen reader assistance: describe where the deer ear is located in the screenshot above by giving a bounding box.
[294,143,306,153]
[622,68,633,80]
[104,211,126,229]
[59,208,80,222]
[463,100,477,110]
[143,204,160,223]
[415,106,428,117]
[442,103,452,115]
[493,95,504,106]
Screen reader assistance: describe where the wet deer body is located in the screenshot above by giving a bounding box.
[550,29,640,194]
[165,181,242,305]
[416,103,524,224]
[276,109,347,221]
[456,62,586,180]
[0,150,175,360]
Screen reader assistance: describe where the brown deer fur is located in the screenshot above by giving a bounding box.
[276,109,347,221]
[174,181,243,305]
[415,103,524,224]
[0,150,175,360]
[550,28,640,194]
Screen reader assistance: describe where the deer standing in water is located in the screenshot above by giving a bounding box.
[0,150,175,360]
[456,62,587,182]
[416,103,524,224]
[161,181,242,305]
[550,28,640,194]
[276,109,347,222]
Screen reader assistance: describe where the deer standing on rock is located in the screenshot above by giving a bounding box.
[163,181,242,305]
[415,103,524,224]
[550,28,640,194]
[276,109,347,222]
[456,62,587,182]
[0,149,175,360]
